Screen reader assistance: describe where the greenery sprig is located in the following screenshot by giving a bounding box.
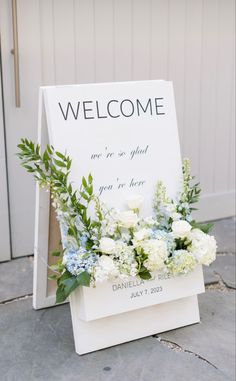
[17,138,98,303]
[154,158,213,234]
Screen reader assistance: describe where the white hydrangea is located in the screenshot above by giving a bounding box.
[189,229,217,265]
[114,241,138,277]
[167,250,196,275]
[141,239,168,272]
[99,237,116,254]
[94,255,119,282]
[101,214,117,236]
[171,220,192,238]
[120,230,131,243]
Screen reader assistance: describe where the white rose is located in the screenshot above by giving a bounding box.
[127,195,143,210]
[189,229,217,265]
[99,237,116,254]
[133,228,152,242]
[117,210,139,228]
[95,255,119,282]
[172,220,192,238]
[98,255,116,271]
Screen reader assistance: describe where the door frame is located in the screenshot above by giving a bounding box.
[0,33,11,262]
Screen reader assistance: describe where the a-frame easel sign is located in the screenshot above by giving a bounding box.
[33,80,204,354]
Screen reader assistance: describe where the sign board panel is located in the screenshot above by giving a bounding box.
[34,80,184,309]
[43,80,182,214]
[73,265,204,321]
[33,80,205,354]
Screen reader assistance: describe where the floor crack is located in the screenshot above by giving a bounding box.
[213,271,236,291]
[0,293,32,305]
[155,336,218,370]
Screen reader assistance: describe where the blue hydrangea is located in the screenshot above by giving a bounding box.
[151,229,175,253]
[64,247,98,276]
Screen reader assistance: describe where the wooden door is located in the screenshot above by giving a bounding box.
[0,36,11,262]
[0,0,235,263]
[0,0,41,258]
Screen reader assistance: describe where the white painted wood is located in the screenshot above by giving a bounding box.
[70,295,200,355]
[39,0,55,86]
[193,190,236,222]
[71,266,204,321]
[74,0,95,83]
[132,0,151,80]
[94,0,114,82]
[0,48,11,262]
[53,0,76,84]
[113,0,132,81]
[214,0,235,192]
[0,0,235,262]
[199,0,219,195]
[0,0,42,258]
[150,0,169,80]
[182,0,203,178]
[168,0,186,145]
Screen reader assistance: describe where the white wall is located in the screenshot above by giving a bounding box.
[36,0,235,221]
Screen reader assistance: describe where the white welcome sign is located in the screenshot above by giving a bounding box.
[43,80,182,213]
[34,80,204,354]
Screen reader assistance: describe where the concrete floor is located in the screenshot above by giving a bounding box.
[0,217,235,381]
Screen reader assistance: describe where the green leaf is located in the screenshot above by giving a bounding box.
[139,269,152,280]
[87,185,93,196]
[56,151,66,160]
[47,145,53,154]
[54,159,67,167]
[58,270,72,284]
[82,176,88,189]
[51,251,61,257]
[67,159,72,170]
[56,285,67,303]
[50,264,59,271]
[80,191,89,201]
[61,277,79,296]
[77,271,91,287]
[190,220,214,234]
[43,150,49,163]
[88,173,93,184]
[48,274,57,280]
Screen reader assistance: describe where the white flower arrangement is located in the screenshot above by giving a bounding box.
[17,139,217,303]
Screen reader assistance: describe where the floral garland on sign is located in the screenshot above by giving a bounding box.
[17,139,217,303]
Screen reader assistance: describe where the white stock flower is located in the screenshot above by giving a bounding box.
[143,216,156,226]
[99,237,116,254]
[127,195,143,210]
[142,239,168,272]
[172,212,182,221]
[94,255,119,282]
[172,220,192,238]
[165,204,176,214]
[189,229,217,265]
[117,210,139,228]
